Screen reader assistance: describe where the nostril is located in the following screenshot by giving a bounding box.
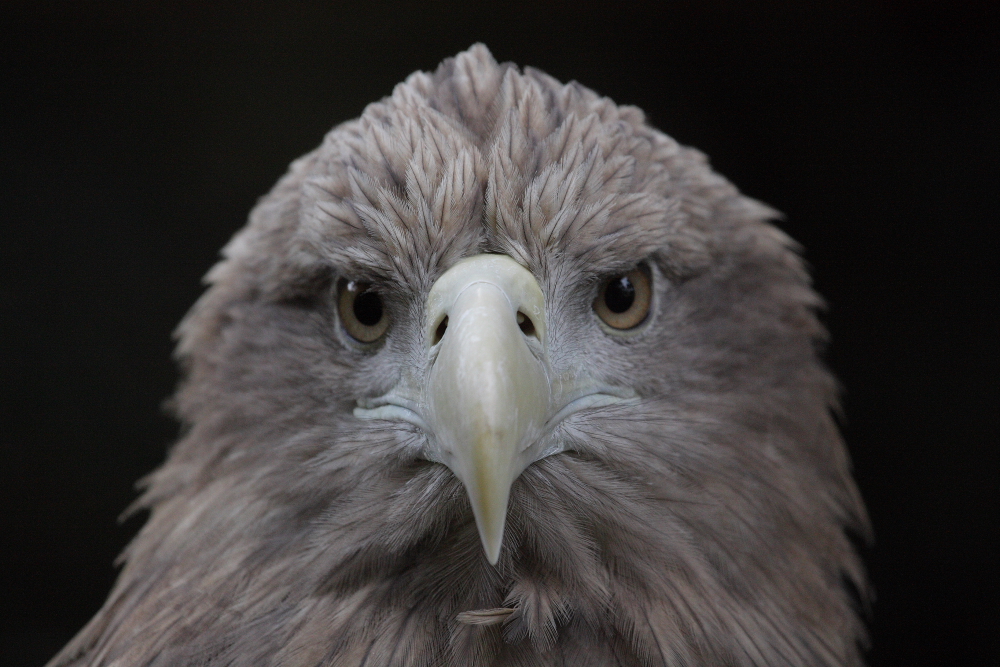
[433,316,449,345]
[516,311,536,338]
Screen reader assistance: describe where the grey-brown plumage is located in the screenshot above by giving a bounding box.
[50,45,870,667]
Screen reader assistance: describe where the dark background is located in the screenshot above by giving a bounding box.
[2,1,996,665]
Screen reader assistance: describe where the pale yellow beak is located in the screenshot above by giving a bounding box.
[352,254,639,563]
[424,255,550,564]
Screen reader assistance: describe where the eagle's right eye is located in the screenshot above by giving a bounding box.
[338,279,389,343]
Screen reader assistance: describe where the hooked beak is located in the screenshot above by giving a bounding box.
[353,254,639,565]
[424,255,549,564]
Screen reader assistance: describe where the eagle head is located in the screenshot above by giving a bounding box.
[51,44,869,667]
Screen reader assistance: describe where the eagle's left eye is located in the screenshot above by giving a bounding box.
[338,279,389,343]
[593,265,652,331]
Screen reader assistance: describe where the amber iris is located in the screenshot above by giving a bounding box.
[593,266,652,330]
[338,280,389,343]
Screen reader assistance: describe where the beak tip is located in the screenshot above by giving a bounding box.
[480,527,503,566]
[469,486,508,566]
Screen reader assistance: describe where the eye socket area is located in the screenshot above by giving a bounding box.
[593,265,652,331]
[337,279,389,343]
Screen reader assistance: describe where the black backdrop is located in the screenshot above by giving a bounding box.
[2,1,996,665]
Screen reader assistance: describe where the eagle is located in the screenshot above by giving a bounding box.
[49,45,870,667]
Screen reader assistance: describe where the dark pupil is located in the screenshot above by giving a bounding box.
[353,291,383,326]
[604,276,635,313]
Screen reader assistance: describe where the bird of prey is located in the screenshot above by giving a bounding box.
[49,45,870,667]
